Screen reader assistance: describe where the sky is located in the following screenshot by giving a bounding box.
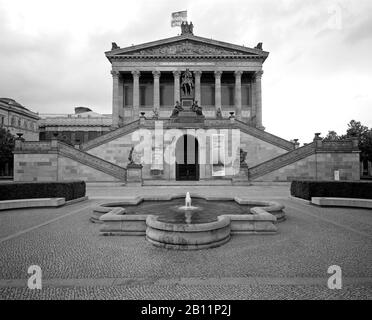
[0,0,371,143]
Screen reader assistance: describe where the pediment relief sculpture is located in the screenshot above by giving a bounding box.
[130,42,248,56]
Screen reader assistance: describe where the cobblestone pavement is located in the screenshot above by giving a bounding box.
[0,185,371,300]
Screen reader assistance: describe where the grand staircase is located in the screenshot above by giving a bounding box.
[58,141,127,181]
[235,119,294,151]
[248,142,316,180]
[81,119,140,151]
[76,117,299,182]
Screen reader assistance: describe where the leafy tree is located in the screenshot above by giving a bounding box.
[324,120,372,162]
[0,128,16,160]
[324,130,341,141]
[344,120,371,162]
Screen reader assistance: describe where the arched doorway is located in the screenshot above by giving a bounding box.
[175,135,199,181]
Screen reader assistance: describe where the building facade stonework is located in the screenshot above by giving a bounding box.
[13,29,361,183]
[0,98,39,141]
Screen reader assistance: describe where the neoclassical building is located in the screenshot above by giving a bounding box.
[108,26,266,129]
[13,25,360,183]
[0,98,39,141]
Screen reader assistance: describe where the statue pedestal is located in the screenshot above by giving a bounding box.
[171,109,205,123]
[126,163,143,186]
[232,164,250,185]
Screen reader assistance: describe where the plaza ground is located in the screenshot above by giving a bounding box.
[0,184,371,300]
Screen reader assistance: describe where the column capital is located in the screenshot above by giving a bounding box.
[214,70,223,78]
[234,70,243,77]
[152,70,161,78]
[111,70,120,78]
[131,70,141,78]
[172,70,181,77]
[255,70,264,79]
[194,70,202,77]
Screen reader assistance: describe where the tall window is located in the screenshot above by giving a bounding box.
[124,85,133,107]
[242,85,250,106]
[160,83,174,106]
[201,84,215,106]
[222,84,234,106]
[140,84,153,107]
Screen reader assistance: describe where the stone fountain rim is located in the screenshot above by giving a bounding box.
[146,215,231,232]
[95,194,285,223]
[96,194,284,210]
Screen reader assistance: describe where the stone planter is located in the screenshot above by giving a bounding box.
[126,163,143,186]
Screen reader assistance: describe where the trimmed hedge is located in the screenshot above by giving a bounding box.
[290,180,372,201]
[0,181,86,201]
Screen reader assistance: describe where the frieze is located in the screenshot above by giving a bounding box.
[131,41,247,56]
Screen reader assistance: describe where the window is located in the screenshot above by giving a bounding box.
[140,84,153,107]
[201,84,215,106]
[0,116,4,126]
[160,83,174,106]
[242,85,250,106]
[222,84,234,106]
[124,85,133,107]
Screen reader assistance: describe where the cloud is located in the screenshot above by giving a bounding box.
[0,0,371,143]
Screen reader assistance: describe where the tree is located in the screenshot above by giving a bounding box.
[344,120,372,162]
[324,130,341,141]
[0,128,16,160]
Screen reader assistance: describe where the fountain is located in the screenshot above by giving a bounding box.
[177,192,199,224]
[185,192,191,208]
[93,192,286,250]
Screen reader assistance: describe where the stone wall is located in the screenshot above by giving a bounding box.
[57,157,120,182]
[14,152,121,182]
[85,127,288,181]
[240,131,288,167]
[254,152,360,182]
[14,153,58,182]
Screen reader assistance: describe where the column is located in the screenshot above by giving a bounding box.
[152,71,161,113]
[234,71,243,120]
[111,70,120,128]
[118,76,124,126]
[194,70,202,104]
[250,78,256,125]
[255,70,264,130]
[173,71,180,104]
[214,70,222,112]
[131,70,141,119]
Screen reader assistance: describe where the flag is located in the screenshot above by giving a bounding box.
[171,11,187,27]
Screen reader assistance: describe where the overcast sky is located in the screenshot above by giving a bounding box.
[0,0,371,143]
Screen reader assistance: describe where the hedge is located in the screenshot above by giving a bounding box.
[290,180,372,201]
[0,181,86,201]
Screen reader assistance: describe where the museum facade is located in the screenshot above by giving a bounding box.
[13,25,361,183]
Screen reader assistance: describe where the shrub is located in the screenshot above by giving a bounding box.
[290,180,372,200]
[0,181,86,201]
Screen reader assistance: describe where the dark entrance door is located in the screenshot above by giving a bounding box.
[176,135,199,181]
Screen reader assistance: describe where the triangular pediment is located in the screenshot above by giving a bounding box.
[106,34,268,60]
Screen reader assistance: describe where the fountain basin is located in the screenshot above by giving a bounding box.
[93,194,285,248]
[146,215,231,250]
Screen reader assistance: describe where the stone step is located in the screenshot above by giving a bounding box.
[143,179,233,186]
[249,143,316,180]
[58,142,127,181]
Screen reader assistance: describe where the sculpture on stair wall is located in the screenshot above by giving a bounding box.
[171,101,184,117]
[191,100,203,116]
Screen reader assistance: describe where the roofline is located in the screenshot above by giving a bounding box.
[105,33,269,62]
[0,101,39,120]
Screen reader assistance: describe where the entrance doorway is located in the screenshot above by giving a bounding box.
[176,135,199,181]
